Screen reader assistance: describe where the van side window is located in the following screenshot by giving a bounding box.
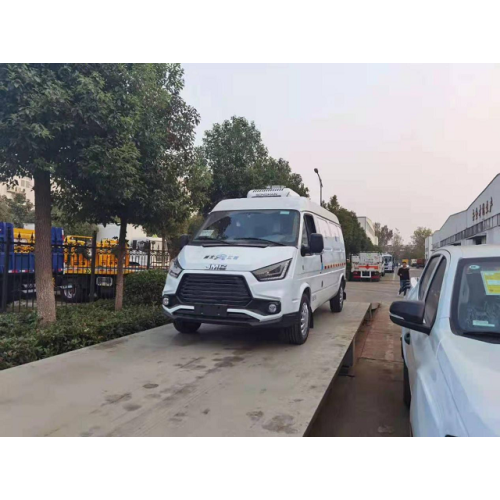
[330,222,338,240]
[301,214,316,249]
[315,218,324,236]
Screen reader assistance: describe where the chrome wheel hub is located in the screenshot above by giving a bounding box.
[300,302,309,337]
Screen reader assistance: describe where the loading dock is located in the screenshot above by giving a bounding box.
[0,302,369,436]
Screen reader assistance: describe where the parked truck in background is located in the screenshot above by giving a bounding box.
[350,252,384,282]
[382,253,394,273]
[416,258,425,268]
[0,222,169,306]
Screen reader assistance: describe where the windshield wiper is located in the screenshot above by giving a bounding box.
[195,239,232,246]
[234,237,287,246]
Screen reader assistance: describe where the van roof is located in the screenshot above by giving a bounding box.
[212,196,340,225]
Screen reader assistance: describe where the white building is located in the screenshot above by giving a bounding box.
[425,235,433,260]
[357,216,379,246]
[0,177,35,204]
[432,174,500,250]
[97,224,166,251]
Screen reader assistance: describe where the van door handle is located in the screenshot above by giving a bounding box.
[404,332,411,345]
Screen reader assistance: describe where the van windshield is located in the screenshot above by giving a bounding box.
[452,257,500,338]
[192,210,300,246]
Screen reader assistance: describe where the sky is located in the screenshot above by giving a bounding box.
[182,64,500,243]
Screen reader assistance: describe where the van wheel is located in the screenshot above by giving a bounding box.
[283,294,310,345]
[404,360,411,408]
[330,283,344,313]
[174,320,201,334]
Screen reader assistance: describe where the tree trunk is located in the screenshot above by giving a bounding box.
[34,169,56,324]
[114,217,127,311]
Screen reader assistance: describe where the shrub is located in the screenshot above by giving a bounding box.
[0,301,169,370]
[124,270,168,306]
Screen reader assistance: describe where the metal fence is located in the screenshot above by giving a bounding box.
[0,232,170,313]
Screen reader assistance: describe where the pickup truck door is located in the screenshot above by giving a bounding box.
[406,255,448,436]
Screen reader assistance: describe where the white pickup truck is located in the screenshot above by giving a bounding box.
[350,252,384,282]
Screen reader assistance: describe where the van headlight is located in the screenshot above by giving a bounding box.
[252,259,291,281]
[168,258,183,278]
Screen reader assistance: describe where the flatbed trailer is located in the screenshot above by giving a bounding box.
[0,301,369,437]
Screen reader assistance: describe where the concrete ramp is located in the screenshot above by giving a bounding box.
[0,301,369,436]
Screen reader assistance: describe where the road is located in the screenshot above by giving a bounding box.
[347,267,424,304]
[309,267,423,436]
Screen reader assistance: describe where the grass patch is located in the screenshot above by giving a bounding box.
[0,300,169,370]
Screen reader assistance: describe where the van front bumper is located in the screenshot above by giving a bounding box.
[162,303,298,328]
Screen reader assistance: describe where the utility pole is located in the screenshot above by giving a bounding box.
[314,168,323,206]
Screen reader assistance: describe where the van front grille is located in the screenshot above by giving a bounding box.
[177,274,252,307]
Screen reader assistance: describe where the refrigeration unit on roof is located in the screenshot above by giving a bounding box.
[247,186,300,198]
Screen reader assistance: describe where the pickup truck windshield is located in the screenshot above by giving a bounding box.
[452,257,500,337]
[192,210,300,246]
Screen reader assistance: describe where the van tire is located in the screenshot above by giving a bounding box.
[174,320,201,334]
[283,294,310,345]
[330,283,344,313]
[404,360,411,408]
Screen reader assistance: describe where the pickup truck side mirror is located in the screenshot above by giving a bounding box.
[389,300,430,335]
[309,233,324,254]
[179,234,190,251]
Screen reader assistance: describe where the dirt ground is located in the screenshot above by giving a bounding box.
[309,269,422,437]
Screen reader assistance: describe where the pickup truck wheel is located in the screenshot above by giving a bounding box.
[330,283,344,313]
[174,320,201,334]
[404,360,411,408]
[283,294,310,345]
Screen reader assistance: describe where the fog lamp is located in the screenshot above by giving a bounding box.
[268,303,278,314]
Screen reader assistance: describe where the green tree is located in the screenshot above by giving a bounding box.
[322,195,373,256]
[57,64,199,310]
[0,63,95,323]
[374,222,393,253]
[144,147,212,250]
[0,192,35,227]
[0,63,199,318]
[0,195,12,222]
[51,205,97,236]
[202,116,308,211]
[410,227,433,259]
[391,229,404,262]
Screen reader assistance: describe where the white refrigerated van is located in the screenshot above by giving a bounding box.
[162,187,347,345]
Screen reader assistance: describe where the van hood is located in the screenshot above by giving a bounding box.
[437,323,500,436]
[177,244,297,273]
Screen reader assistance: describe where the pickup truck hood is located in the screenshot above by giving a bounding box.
[177,245,297,273]
[437,325,500,436]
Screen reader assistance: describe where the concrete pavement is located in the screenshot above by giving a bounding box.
[0,301,369,437]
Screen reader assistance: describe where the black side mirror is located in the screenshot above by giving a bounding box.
[389,300,430,335]
[309,233,324,254]
[179,234,190,251]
